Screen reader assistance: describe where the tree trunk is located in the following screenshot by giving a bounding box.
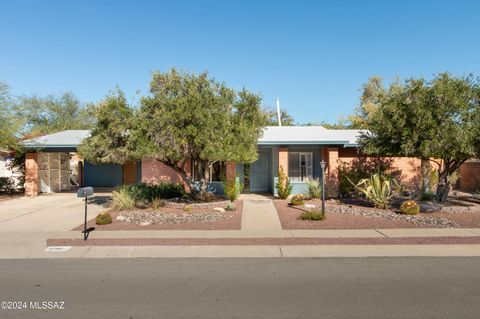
[200,160,210,194]
[158,160,195,195]
[435,171,450,203]
[420,158,431,195]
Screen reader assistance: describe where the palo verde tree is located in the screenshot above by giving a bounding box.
[360,73,480,203]
[138,68,268,195]
[78,88,139,164]
[0,81,18,150]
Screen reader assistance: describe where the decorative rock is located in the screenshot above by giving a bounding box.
[213,207,226,213]
[116,215,127,222]
[304,204,316,209]
[139,221,152,226]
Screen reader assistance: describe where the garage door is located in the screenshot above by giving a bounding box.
[83,161,123,188]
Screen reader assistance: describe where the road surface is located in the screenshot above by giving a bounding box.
[0,257,479,318]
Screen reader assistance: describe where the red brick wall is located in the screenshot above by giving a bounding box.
[279,147,288,174]
[226,161,236,182]
[25,153,39,196]
[459,160,480,191]
[141,159,192,191]
[326,147,339,197]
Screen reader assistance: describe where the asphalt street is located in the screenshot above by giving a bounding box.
[0,257,479,319]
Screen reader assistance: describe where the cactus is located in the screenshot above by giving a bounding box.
[400,200,420,215]
[291,194,305,206]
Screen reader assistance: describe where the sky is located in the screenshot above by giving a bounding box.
[1,0,479,124]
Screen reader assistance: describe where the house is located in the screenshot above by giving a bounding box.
[0,150,20,187]
[22,126,478,197]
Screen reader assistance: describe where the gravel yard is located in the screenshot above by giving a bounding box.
[274,198,480,229]
[73,200,243,230]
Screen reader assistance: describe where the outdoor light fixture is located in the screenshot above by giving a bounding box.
[320,160,326,214]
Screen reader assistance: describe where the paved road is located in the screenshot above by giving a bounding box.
[0,258,479,319]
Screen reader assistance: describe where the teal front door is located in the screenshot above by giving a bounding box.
[250,152,269,192]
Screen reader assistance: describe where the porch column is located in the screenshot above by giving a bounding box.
[226,161,236,182]
[278,146,288,174]
[325,147,339,198]
[25,152,39,196]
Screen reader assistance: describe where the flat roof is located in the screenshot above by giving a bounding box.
[21,130,90,149]
[259,126,362,146]
[21,126,362,150]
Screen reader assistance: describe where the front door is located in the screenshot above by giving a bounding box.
[250,152,269,192]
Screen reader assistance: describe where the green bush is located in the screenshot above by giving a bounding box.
[338,158,401,197]
[225,203,236,211]
[115,183,185,203]
[0,177,15,194]
[299,209,326,221]
[400,200,420,215]
[419,191,436,201]
[112,186,139,210]
[95,212,113,225]
[152,197,166,209]
[306,178,322,199]
[276,166,292,199]
[223,179,243,201]
[349,173,393,209]
[291,194,305,206]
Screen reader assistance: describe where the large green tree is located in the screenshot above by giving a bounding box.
[14,92,95,136]
[78,89,139,164]
[0,81,18,149]
[139,68,268,194]
[360,73,480,202]
[265,108,295,126]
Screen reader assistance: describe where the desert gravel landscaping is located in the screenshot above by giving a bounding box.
[74,200,243,231]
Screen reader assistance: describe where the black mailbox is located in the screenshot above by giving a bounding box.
[78,187,95,240]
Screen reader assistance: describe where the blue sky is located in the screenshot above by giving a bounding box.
[1,0,479,123]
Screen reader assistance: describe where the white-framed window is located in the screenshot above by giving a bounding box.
[288,152,313,182]
[191,160,226,182]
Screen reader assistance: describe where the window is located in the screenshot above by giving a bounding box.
[191,160,226,182]
[288,152,313,181]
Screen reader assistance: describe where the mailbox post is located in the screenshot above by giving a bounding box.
[77,187,94,240]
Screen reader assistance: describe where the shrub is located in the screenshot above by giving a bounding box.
[112,186,139,210]
[349,173,393,209]
[223,179,243,201]
[400,200,420,215]
[0,177,15,194]
[419,191,436,201]
[338,158,401,197]
[198,191,215,202]
[299,209,326,221]
[276,166,292,199]
[152,197,166,210]
[291,194,304,206]
[306,178,322,199]
[95,212,113,225]
[183,204,192,213]
[225,203,236,211]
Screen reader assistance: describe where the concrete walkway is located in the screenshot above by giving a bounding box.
[241,194,282,231]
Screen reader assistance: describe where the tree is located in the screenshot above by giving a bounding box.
[138,68,268,194]
[78,89,139,164]
[14,92,95,136]
[348,76,386,129]
[265,108,295,126]
[0,81,18,149]
[360,73,480,202]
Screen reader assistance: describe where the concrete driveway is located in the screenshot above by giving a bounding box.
[0,192,111,258]
[0,192,111,231]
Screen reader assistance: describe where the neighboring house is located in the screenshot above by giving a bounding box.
[0,150,20,187]
[20,127,479,196]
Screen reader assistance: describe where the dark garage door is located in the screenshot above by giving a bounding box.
[83,161,123,188]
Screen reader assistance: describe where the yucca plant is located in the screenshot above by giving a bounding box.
[349,173,393,209]
[112,186,139,210]
[305,178,322,199]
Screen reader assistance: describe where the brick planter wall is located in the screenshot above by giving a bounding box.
[25,153,39,196]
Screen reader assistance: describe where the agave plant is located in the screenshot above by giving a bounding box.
[349,173,393,209]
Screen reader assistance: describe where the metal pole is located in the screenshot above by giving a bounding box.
[322,166,326,214]
[84,196,87,240]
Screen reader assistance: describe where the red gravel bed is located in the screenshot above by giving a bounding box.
[48,236,480,246]
[0,194,23,202]
[273,199,480,229]
[72,200,242,231]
